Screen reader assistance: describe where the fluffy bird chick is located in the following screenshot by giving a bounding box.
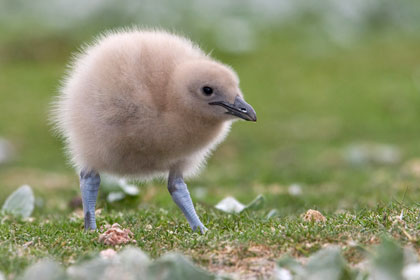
[52,29,256,233]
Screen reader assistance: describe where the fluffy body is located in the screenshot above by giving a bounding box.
[53,29,237,178]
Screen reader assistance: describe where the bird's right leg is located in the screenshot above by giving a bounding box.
[168,169,207,234]
[79,169,101,230]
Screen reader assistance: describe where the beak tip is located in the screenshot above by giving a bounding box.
[246,113,257,122]
[248,110,257,122]
[209,96,257,122]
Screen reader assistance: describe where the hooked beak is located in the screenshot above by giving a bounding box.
[209,95,257,122]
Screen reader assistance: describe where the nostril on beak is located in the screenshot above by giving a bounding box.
[240,108,247,113]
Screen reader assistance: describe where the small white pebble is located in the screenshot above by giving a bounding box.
[0,138,14,164]
[215,196,245,213]
[288,184,302,196]
[193,187,207,200]
[273,267,293,280]
[403,263,420,280]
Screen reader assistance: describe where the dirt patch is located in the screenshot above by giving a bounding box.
[191,243,279,279]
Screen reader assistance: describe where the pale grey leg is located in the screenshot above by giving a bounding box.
[168,170,207,234]
[80,170,101,230]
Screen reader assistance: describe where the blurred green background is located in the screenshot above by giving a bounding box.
[1,0,420,216]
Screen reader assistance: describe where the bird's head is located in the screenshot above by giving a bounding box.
[170,59,257,123]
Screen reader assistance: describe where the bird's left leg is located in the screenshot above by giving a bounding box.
[168,169,207,234]
[79,169,101,230]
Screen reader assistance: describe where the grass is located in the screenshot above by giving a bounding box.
[1,204,419,277]
[1,26,420,278]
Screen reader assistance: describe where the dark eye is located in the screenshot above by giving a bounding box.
[202,86,213,96]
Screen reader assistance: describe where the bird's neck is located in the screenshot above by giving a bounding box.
[165,112,225,152]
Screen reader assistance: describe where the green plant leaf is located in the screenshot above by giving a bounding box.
[67,257,109,280]
[147,253,217,280]
[278,247,354,280]
[305,246,353,280]
[1,185,34,218]
[370,238,404,280]
[21,259,66,280]
[277,256,305,277]
[242,194,265,212]
[267,209,279,219]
